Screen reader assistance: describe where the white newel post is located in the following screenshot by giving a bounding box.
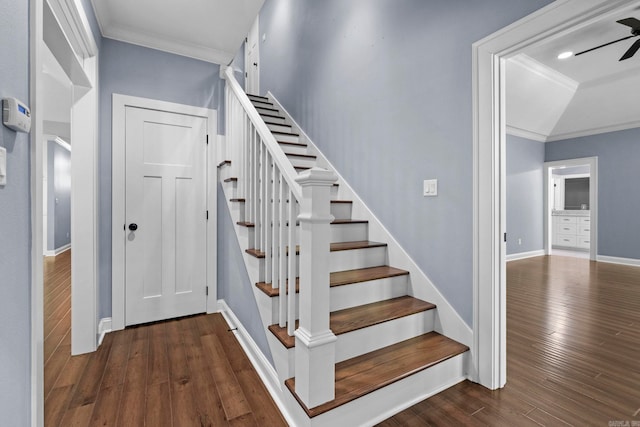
[294,167,338,408]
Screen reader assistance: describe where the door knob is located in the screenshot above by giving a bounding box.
[129,223,138,231]
[253,62,258,66]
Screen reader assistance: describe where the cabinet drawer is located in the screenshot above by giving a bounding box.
[557,234,577,246]
[558,223,577,235]
[578,217,591,225]
[558,216,577,224]
[578,225,590,236]
[577,237,591,249]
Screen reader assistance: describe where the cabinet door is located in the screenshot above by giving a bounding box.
[557,234,577,247]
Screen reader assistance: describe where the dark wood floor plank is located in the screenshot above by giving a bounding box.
[89,385,124,427]
[67,333,114,409]
[115,337,149,427]
[58,402,95,427]
[147,322,170,386]
[145,382,173,427]
[201,333,253,421]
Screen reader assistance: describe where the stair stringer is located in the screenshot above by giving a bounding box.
[267,91,474,356]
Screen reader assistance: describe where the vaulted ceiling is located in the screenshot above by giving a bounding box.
[507,4,640,142]
[91,0,264,64]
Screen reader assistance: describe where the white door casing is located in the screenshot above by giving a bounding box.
[245,16,260,95]
[472,0,635,390]
[112,95,217,331]
[124,107,207,326]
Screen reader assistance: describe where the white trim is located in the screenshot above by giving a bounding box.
[506,125,547,142]
[217,300,297,427]
[30,1,45,424]
[44,243,71,257]
[268,92,473,350]
[509,54,578,92]
[48,0,98,58]
[97,317,112,346]
[111,94,217,331]
[506,250,545,262]
[597,255,640,267]
[473,0,635,390]
[544,156,598,261]
[545,120,640,142]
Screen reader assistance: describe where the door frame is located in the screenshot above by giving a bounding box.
[244,16,260,94]
[31,0,98,424]
[472,0,636,390]
[544,157,598,259]
[111,94,217,331]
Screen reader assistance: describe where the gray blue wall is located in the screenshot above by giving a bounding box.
[506,135,545,255]
[98,39,222,318]
[0,0,31,423]
[217,185,273,364]
[546,127,640,260]
[258,0,552,325]
[47,141,72,251]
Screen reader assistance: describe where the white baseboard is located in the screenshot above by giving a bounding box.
[98,317,112,346]
[44,243,71,257]
[217,299,297,427]
[506,249,545,262]
[597,255,640,267]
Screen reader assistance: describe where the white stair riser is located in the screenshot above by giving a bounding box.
[275,310,435,375]
[230,201,245,223]
[251,101,274,109]
[266,333,295,385]
[274,133,299,144]
[262,114,286,124]
[287,156,316,168]
[330,246,387,271]
[278,142,308,156]
[256,107,282,116]
[335,310,435,362]
[223,180,238,198]
[301,353,467,427]
[330,203,352,221]
[329,275,408,311]
[330,222,368,243]
[268,274,409,322]
[267,122,293,133]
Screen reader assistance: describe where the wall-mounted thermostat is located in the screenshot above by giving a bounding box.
[3,97,31,133]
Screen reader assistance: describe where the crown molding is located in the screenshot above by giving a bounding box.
[546,119,640,142]
[509,54,579,93]
[102,24,233,65]
[506,125,548,142]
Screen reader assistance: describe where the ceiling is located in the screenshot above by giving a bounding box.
[91,0,264,64]
[506,3,640,142]
[43,42,72,141]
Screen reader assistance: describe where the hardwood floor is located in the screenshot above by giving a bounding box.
[43,251,287,426]
[45,251,640,426]
[378,255,640,426]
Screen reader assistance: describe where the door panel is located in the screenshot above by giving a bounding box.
[125,106,207,326]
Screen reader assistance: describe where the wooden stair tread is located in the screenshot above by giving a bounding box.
[285,152,316,159]
[265,120,291,127]
[256,265,408,297]
[250,99,273,106]
[278,140,307,147]
[260,112,285,120]
[255,106,279,113]
[223,177,238,183]
[272,130,300,137]
[217,160,231,168]
[285,332,469,417]
[246,241,387,259]
[238,219,367,228]
[247,94,268,101]
[269,296,435,348]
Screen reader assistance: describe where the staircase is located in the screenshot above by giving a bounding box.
[220,68,470,426]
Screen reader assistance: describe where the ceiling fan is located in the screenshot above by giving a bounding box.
[574,17,640,61]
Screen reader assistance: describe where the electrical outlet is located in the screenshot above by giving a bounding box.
[518,238,522,245]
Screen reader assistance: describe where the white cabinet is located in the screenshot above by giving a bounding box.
[552,213,590,250]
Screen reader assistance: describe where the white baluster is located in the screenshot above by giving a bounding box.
[287,190,296,336]
[264,153,273,281]
[271,168,280,292]
[279,180,288,328]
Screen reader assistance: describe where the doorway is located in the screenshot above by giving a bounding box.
[111,94,218,331]
[245,16,260,95]
[473,0,638,390]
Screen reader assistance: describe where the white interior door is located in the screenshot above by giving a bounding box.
[125,106,207,326]
[245,16,260,95]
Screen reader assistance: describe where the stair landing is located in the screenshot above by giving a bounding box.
[285,332,469,417]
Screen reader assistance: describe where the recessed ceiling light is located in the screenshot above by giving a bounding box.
[557,51,573,60]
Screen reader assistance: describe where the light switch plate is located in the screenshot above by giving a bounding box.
[0,147,7,186]
[423,179,438,197]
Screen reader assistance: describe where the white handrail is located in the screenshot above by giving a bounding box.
[224,66,303,202]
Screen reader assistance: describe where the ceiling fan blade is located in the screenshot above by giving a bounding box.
[620,38,640,60]
[574,35,635,56]
[616,17,640,30]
